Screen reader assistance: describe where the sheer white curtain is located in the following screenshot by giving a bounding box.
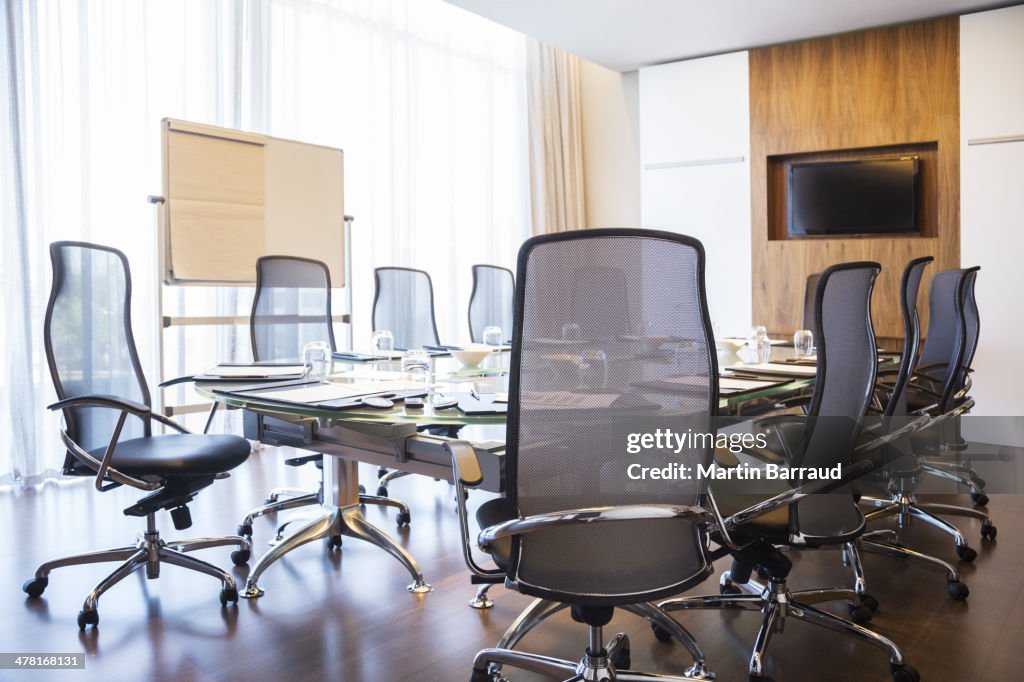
[0,0,531,483]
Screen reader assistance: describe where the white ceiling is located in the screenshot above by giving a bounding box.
[446,0,1017,71]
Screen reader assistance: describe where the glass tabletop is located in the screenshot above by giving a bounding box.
[197,343,820,426]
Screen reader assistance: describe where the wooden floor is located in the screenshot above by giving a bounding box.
[2,444,1021,682]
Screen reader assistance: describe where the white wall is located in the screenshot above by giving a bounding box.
[961,5,1024,418]
[579,60,641,227]
[638,51,751,336]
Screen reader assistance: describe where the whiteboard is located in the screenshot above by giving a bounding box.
[160,118,345,285]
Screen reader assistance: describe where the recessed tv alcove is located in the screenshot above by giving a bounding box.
[767,142,937,241]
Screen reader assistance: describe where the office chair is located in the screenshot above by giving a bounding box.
[802,272,821,331]
[859,267,995,564]
[23,241,252,629]
[658,262,920,682]
[448,228,723,681]
[372,266,453,496]
[468,264,514,344]
[237,256,411,547]
[372,266,441,350]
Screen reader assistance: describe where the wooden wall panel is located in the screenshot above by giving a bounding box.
[749,18,959,341]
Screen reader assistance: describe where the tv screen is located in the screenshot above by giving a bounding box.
[788,157,919,237]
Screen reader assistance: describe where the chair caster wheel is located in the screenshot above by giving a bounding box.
[609,638,630,670]
[755,566,771,580]
[23,577,48,598]
[720,582,742,596]
[326,535,343,550]
[230,549,250,566]
[971,492,989,507]
[749,674,774,682]
[890,663,920,682]
[377,486,388,497]
[377,467,388,479]
[860,593,880,612]
[237,522,252,538]
[981,523,997,540]
[847,603,873,625]
[77,609,99,630]
[396,511,411,527]
[220,586,239,606]
[956,545,977,562]
[947,580,969,600]
[358,484,366,494]
[651,621,673,643]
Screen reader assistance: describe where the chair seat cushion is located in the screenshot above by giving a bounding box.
[90,434,250,477]
[476,497,516,570]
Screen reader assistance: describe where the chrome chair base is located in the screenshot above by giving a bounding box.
[472,617,716,682]
[474,598,716,681]
[858,529,969,599]
[861,489,996,562]
[23,512,249,629]
[241,503,431,598]
[659,572,914,680]
[238,485,412,538]
[469,583,496,609]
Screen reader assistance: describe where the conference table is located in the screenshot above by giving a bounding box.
[197,342,819,601]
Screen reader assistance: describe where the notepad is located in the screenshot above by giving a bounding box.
[200,364,306,379]
[242,379,425,404]
[727,362,817,377]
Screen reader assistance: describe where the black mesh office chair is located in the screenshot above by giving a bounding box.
[23,242,251,629]
[859,267,995,564]
[237,257,411,546]
[658,262,920,682]
[448,228,722,681]
[372,267,441,350]
[802,272,821,331]
[468,264,514,343]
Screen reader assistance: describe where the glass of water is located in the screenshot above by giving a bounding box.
[748,325,771,364]
[302,341,331,380]
[482,326,503,349]
[400,349,432,386]
[794,329,814,358]
[370,329,394,357]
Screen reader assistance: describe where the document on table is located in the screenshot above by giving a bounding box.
[727,362,817,377]
[243,380,424,404]
[201,364,306,379]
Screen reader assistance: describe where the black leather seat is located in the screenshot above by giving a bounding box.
[475,497,516,569]
[89,434,250,477]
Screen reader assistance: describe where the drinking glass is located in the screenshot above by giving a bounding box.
[370,329,395,356]
[561,322,582,342]
[577,350,609,390]
[794,329,814,358]
[748,325,771,364]
[482,326,503,348]
[302,341,331,380]
[400,349,432,386]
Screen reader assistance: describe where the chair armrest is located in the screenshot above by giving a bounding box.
[48,394,151,416]
[445,440,483,487]
[158,375,196,388]
[478,504,712,550]
[753,414,805,429]
[720,458,873,532]
[443,441,503,580]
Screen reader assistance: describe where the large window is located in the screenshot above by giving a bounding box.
[0,0,530,482]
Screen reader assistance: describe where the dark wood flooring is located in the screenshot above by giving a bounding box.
[2,443,1021,682]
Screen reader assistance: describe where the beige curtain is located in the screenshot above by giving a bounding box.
[526,39,586,235]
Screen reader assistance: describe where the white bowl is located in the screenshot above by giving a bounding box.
[451,344,493,368]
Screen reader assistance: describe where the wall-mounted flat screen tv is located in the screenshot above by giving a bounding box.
[788,156,920,237]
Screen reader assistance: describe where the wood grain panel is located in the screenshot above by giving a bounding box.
[750,18,959,342]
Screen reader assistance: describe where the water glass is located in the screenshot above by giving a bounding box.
[482,326,504,348]
[748,325,771,364]
[561,322,582,342]
[370,329,395,356]
[302,341,331,380]
[400,349,432,385]
[794,329,814,357]
[577,350,609,390]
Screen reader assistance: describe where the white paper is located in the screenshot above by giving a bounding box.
[728,362,817,377]
[204,364,305,378]
[246,379,424,404]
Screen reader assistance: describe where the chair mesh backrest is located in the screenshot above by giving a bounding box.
[506,229,717,602]
[886,257,933,416]
[45,242,150,473]
[918,268,979,411]
[251,256,336,362]
[468,265,514,343]
[802,272,821,331]
[794,262,880,538]
[372,268,440,350]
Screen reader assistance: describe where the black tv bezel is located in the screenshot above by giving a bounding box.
[786,155,921,238]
